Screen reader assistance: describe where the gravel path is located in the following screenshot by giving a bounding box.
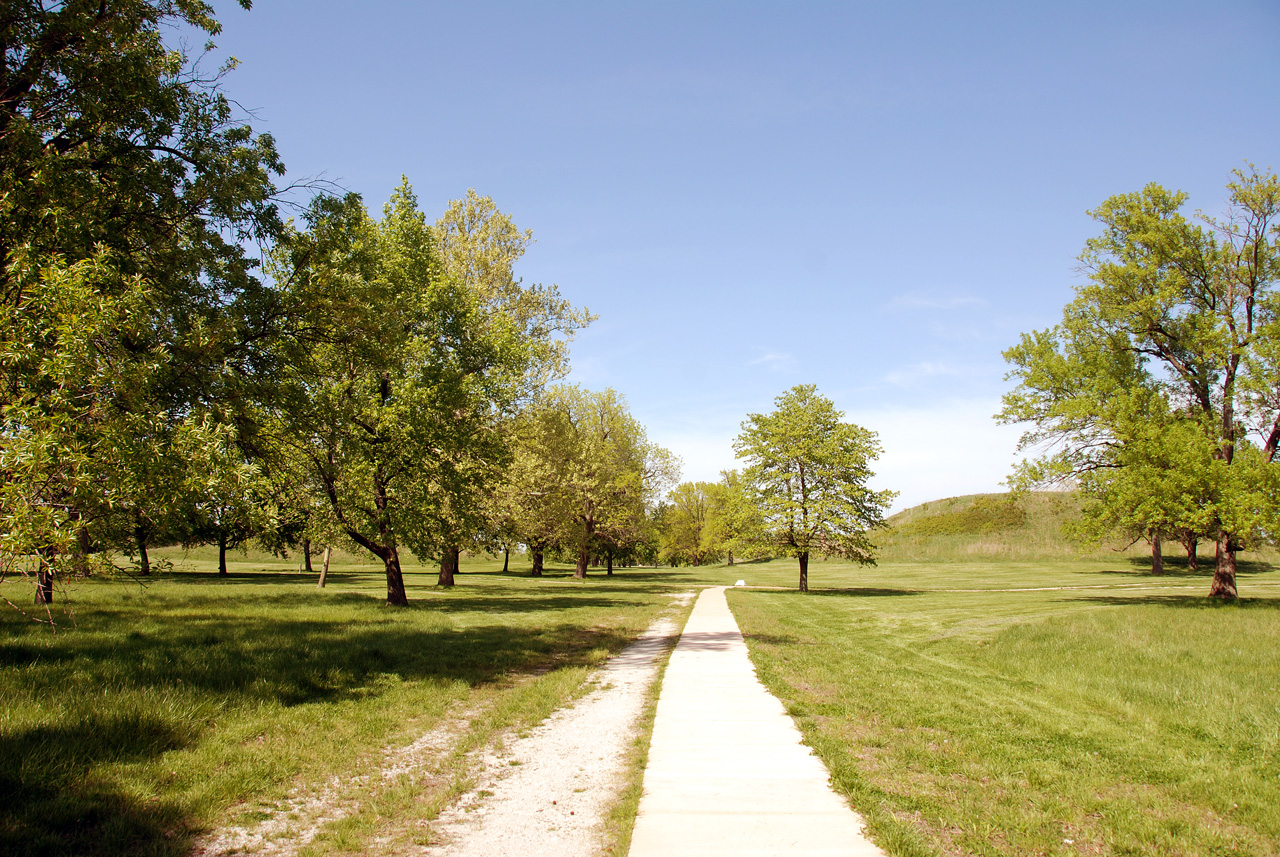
[194,593,692,857]
[422,594,692,857]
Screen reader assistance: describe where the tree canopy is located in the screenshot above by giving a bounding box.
[0,0,286,604]
[1001,167,1280,598]
[734,385,895,591]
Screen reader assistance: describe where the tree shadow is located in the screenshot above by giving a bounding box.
[797,587,922,597]
[742,632,800,646]
[0,714,193,857]
[1101,556,1277,577]
[676,630,743,651]
[1059,594,1280,610]
[466,567,691,584]
[404,594,639,614]
[0,599,641,856]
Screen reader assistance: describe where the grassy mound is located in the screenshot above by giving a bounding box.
[878,491,1135,562]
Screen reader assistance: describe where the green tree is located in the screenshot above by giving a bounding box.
[433,189,592,386]
[0,0,285,603]
[660,481,718,566]
[1000,167,1280,598]
[523,386,677,579]
[269,183,526,605]
[734,385,895,591]
[425,191,591,584]
[493,399,577,576]
[703,469,767,565]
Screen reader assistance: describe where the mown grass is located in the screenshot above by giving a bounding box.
[8,529,1280,857]
[0,550,683,857]
[725,557,1280,857]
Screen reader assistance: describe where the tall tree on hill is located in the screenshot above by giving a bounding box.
[0,0,285,602]
[1001,167,1280,598]
[734,385,895,592]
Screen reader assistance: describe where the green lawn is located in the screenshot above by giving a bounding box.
[725,556,1280,857]
[0,550,691,857]
[6,545,1279,857]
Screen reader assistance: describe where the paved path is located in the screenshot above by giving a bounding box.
[629,586,886,857]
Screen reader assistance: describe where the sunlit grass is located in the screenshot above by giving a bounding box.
[726,557,1280,856]
[0,552,682,857]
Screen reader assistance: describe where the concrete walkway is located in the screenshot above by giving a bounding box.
[629,586,886,857]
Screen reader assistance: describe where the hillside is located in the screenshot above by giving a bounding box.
[875,491,1143,562]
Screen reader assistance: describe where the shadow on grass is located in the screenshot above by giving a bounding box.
[0,714,193,857]
[742,632,800,646]
[464,567,690,584]
[1062,594,1280,609]
[795,587,922,598]
[1099,556,1277,577]
[0,602,638,857]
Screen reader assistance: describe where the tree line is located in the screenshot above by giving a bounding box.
[0,1,681,610]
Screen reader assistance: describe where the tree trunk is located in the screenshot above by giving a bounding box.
[317,545,331,588]
[374,473,408,606]
[727,549,734,567]
[1180,532,1199,571]
[384,545,408,606]
[218,530,228,577]
[502,546,509,574]
[34,566,54,604]
[798,551,809,592]
[135,511,150,576]
[72,525,92,578]
[438,546,457,588]
[302,538,313,575]
[1210,534,1238,599]
[575,516,593,580]
[1151,533,1164,575]
[606,550,614,576]
[531,547,544,577]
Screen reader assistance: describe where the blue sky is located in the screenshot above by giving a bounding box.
[205,1,1280,510]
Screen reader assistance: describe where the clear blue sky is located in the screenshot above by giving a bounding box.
[205,1,1280,510]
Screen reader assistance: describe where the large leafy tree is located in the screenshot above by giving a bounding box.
[493,399,577,576]
[432,189,591,386]
[426,190,591,584]
[659,481,717,566]
[0,0,285,602]
[734,385,894,592]
[270,182,543,604]
[702,469,766,566]
[1001,167,1280,598]
[509,386,676,579]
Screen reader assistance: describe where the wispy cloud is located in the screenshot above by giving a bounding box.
[887,293,987,311]
[883,360,965,387]
[748,351,795,370]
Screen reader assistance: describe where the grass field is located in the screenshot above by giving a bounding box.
[4,500,1279,857]
[0,549,693,857]
[725,555,1280,857]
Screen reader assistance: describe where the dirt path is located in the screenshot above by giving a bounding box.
[421,594,692,857]
[194,593,692,857]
